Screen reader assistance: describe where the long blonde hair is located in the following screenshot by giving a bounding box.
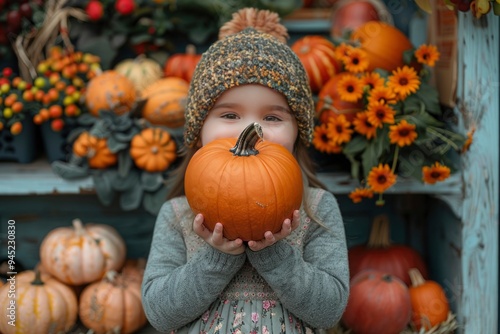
[167,140,328,225]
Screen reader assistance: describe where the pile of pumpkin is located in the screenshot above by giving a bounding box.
[332,215,457,334]
[0,219,148,334]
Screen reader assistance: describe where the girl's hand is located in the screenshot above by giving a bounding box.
[247,210,300,252]
[193,213,245,255]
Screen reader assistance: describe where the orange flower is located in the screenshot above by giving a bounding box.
[343,48,369,73]
[313,124,342,154]
[337,74,364,103]
[461,128,475,153]
[415,44,440,67]
[349,187,374,203]
[353,112,377,140]
[387,66,421,98]
[327,114,353,145]
[361,72,385,91]
[334,43,353,61]
[368,86,397,105]
[367,164,397,193]
[389,120,418,147]
[422,162,451,184]
[366,101,396,128]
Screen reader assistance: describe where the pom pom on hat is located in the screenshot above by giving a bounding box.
[184,7,314,148]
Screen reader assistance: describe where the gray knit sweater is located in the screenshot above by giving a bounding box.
[142,187,349,333]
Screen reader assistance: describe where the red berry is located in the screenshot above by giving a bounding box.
[86,0,104,21]
[7,10,22,31]
[19,3,33,18]
[115,0,135,15]
[51,118,65,132]
[2,67,13,78]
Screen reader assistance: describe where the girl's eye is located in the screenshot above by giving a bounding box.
[264,115,281,122]
[221,113,239,119]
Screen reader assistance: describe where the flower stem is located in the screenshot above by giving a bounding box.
[427,127,460,150]
[391,145,400,174]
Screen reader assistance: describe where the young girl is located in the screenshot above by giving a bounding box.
[142,8,349,333]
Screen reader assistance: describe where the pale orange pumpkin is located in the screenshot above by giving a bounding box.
[141,77,190,128]
[121,258,147,284]
[409,268,450,330]
[39,219,127,285]
[130,127,177,172]
[79,270,147,334]
[351,21,413,72]
[115,55,164,94]
[85,70,137,116]
[0,270,78,334]
[164,44,202,83]
[72,131,118,169]
[291,35,341,93]
[185,123,303,241]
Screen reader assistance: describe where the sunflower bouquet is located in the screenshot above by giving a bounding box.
[312,42,470,205]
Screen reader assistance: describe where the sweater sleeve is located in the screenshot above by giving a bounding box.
[141,199,246,333]
[245,189,350,329]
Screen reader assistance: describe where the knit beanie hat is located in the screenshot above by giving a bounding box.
[183,7,314,148]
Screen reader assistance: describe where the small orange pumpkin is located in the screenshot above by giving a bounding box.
[115,55,164,94]
[85,70,137,116]
[79,270,147,334]
[39,219,127,285]
[130,127,177,172]
[141,77,190,128]
[316,72,364,123]
[0,270,78,334]
[408,268,450,330]
[351,21,413,72]
[164,44,202,83]
[73,131,118,169]
[291,35,341,93]
[185,123,303,241]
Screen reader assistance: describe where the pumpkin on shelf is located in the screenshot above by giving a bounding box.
[115,55,164,95]
[291,35,341,93]
[141,77,190,128]
[316,72,364,123]
[341,269,412,334]
[72,131,118,169]
[408,268,451,331]
[0,269,78,334]
[164,44,202,83]
[185,122,303,241]
[348,215,428,286]
[84,70,137,116]
[79,270,147,334]
[130,127,177,173]
[39,219,127,285]
[350,21,413,72]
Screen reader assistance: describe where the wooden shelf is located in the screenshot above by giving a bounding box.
[0,159,462,196]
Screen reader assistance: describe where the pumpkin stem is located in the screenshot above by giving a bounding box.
[72,219,85,236]
[31,267,45,286]
[367,214,391,248]
[229,122,263,156]
[105,270,118,283]
[409,268,426,287]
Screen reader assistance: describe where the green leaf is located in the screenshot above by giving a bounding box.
[77,113,98,126]
[143,184,169,215]
[120,184,143,211]
[90,120,112,138]
[118,150,134,178]
[111,168,140,191]
[107,135,129,153]
[51,161,90,179]
[415,83,441,116]
[403,48,415,65]
[92,172,116,206]
[141,172,164,192]
[342,136,368,156]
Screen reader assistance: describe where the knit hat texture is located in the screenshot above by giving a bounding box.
[183,8,314,147]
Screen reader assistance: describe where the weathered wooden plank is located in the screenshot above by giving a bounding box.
[456,12,499,333]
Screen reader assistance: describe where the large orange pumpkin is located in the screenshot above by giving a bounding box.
[141,77,190,128]
[342,270,412,334]
[316,72,364,123]
[291,35,341,93]
[39,219,127,285]
[129,127,177,172]
[184,123,303,241]
[85,70,137,116]
[164,44,202,83]
[72,131,118,169]
[348,215,428,286]
[0,270,78,334]
[408,268,450,330]
[79,270,147,334]
[351,21,413,72]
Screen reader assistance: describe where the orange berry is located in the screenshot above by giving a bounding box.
[49,73,60,85]
[10,121,23,135]
[65,85,77,95]
[64,104,78,117]
[33,114,44,125]
[51,118,65,132]
[49,105,63,118]
[55,81,66,91]
[11,77,22,87]
[22,90,34,102]
[11,101,23,113]
[42,94,52,106]
[47,88,59,102]
[0,123,3,132]
[4,95,16,107]
[39,108,50,121]
[35,90,45,101]
[78,63,89,73]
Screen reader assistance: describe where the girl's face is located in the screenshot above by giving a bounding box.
[200,84,298,153]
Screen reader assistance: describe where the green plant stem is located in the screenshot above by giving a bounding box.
[391,145,400,174]
[427,127,460,150]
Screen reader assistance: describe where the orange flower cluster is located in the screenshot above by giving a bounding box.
[312,43,469,205]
